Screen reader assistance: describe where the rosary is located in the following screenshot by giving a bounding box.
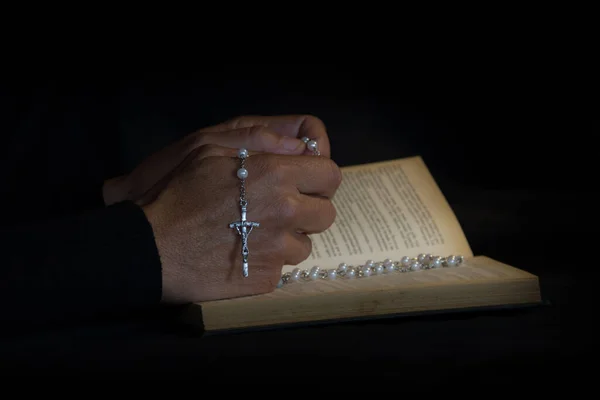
[229,137,465,285]
[228,147,258,278]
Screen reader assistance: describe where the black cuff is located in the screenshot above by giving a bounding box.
[0,201,163,332]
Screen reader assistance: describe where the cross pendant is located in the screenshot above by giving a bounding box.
[229,204,260,277]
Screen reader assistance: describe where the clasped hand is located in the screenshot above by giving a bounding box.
[103,115,342,304]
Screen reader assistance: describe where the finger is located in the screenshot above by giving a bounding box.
[294,115,330,158]
[136,144,243,206]
[283,232,313,266]
[252,154,342,198]
[292,195,337,234]
[197,125,307,155]
[193,143,259,159]
[200,115,331,158]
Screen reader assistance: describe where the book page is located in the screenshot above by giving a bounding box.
[284,156,473,274]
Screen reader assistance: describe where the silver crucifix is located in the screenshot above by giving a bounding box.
[229,201,260,277]
[230,149,259,278]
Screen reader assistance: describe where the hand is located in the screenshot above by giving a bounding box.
[103,115,331,207]
[141,145,342,303]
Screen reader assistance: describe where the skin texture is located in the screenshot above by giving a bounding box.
[103,115,340,304]
[103,115,331,207]
[143,151,341,303]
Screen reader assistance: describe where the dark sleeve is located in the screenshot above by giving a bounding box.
[0,201,163,333]
[76,176,108,209]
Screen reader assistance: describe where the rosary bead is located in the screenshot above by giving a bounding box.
[277,254,466,287]
[238,148,248,158]
[290,268,301,282]
[361,265,373,277]
[309,266,320,280]
[237,168,248,179]
[307,140,318,151]
[300,136,310,143]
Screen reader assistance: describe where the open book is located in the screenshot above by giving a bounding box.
[181,156,542,332]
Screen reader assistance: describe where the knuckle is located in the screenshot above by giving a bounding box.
[323,200,337,229]
[326,159,343,189]
[196,144,221,159]
[239,125,265,143]
[278,194,300,221]
[271,232,288,257]
[304,114,326,130]
[195,152,224,170]
[227,115,251,130]
[190,131,208,149]
[299,235,313,261]
[253,155,285,181]
[247,125,280,150]
[286,235,312,266]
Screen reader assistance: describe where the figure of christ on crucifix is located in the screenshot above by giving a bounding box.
[229,201,260,277]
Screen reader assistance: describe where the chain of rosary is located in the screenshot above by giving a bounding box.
[301,137,321,155]
[238,152,249,269]
[277,254,465,287]
[276,137,464,288]
[229,148,260,278]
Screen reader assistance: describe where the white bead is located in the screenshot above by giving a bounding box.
[291,268,301,282]
[279,256,465,286]
[309,266,320,280]
[300,136,310,143]
[307,140,318,151]
[237,168,248,179]
[447,256,457,267]
[238,148,248,158]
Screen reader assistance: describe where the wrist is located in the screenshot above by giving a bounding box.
[141,201,182,304]
[102,175,131,206]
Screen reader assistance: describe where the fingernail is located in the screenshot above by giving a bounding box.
[281,136,305,151]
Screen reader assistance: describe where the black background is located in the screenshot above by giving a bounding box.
[0,64,596,387]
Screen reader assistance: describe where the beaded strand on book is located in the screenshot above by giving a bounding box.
[277,254,465,288]
[283,140,465,287]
